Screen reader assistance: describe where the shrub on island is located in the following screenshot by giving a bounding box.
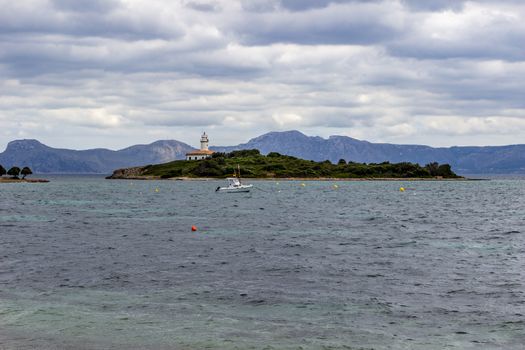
[7,166,21,179]
[21,167,33,179]
[135,149,462,179]
[1,166,34,180]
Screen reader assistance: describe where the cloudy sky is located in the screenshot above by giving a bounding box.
[1,0,525,150]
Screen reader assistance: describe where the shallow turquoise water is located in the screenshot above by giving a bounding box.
[0,176,524,349]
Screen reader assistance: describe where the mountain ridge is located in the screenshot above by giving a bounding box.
[213,131,525,174]
[0,139,194,174]
[1,131,525,174]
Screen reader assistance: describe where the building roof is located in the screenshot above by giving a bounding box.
[186,149,215,156]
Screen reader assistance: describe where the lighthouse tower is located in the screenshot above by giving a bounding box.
[200,132,209,151]
[185,132,215,160]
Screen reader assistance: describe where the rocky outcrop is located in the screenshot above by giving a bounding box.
[105,166,149,179]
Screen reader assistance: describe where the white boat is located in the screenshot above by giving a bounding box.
[216,165,253,193]
[215,177,253,193]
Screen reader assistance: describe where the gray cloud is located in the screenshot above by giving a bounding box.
[401,0,464,11]
[184,0,222,12]
[278,0,378,11]
[1,0,525,150]
[0,1,184,40]
[51,0,121,13]
[234,1,404,45]
[389,2,525,60]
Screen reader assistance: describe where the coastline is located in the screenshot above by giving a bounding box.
[0,178,50,183]
[106,154,465,181]
[106,176,473,181]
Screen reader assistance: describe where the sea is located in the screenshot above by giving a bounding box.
[0,176,524,349]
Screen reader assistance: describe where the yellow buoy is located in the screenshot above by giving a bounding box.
[155,188,160,192]
[333,184,339,189]
[301,183,306,187]
[399,187,405,192]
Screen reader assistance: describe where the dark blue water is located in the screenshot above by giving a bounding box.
[1,176,524,349]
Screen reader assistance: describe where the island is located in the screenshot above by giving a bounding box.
[106,149,462,180]
[0,165,49,183]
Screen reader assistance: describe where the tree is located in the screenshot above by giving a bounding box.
[21,166,33,179]
[227,149,260,158]
[211,152,226,159]
[425,162,440,176]
[0,165,6,177]
[7,166,20,179]
[436,164,454,177]
[337,159,347,165]
[194,159,223,177]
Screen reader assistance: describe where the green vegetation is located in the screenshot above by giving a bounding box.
[21,167,33,179]
[7,166,21,179]
[139,149,461,179]
[0,165,33,180]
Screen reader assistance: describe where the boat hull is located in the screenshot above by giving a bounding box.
[216,184,253,193]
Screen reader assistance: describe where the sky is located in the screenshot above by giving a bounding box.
[1,0,525,150]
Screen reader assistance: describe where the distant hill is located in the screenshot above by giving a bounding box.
[1,131,525,174]
[0,139,193,174]
[214,131,525,174]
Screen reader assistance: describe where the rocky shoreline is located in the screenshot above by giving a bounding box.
[105,166,157,180]
[106,173,471,181]
[0,178,49,183]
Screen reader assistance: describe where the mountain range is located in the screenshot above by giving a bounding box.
[1,130,524,174]
[0,139,193,174]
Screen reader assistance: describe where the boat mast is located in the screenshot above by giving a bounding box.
[237,164,242,184]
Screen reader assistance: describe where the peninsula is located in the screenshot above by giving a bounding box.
[0,165,49,183]
[106,149,461,180]
[0,178,49,183]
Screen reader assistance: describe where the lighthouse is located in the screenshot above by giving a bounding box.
[200,132,209,151]
[185,132,215,160]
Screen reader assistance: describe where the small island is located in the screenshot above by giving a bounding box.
[107,149,462,180]
[0,165,49,183]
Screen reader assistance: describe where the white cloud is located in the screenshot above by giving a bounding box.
[389,1,525,59]
[272,113,303,127]
[1,0,525,150]
[46,108,129,129]
[424,116,525,135]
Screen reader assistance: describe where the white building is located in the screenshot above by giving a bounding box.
[185,132,215,160]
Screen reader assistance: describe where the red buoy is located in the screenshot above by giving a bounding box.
[191,225,197,232]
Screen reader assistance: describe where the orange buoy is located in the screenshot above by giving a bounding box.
[191,225,197,232]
